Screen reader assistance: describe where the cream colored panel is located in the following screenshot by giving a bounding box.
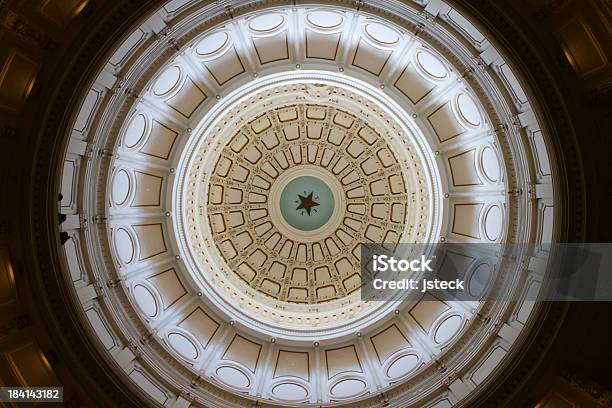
[352,40,391,75]
[346,139,366,158]
[427,102,465,142]
[133,224,167,260]
[288,287,308,301]
[448,149,482,186]
[253,32,289,64]
[470,346,507,385]
[166,78,207,118]
[530,130,552,176]
[109,28,147,67]
[452,203,483,239]
[85,307,117,350]
[178,307,220,349]
[306,31,340,60]
[140,120,178,159]
[342,273,361,293]
[74,88,102,134]
[409,295,450,333]
[394,64,435,104]
[146,268,187,309]
[223,335,262,372]
[370,324,410,364]
[316,285,336,300]
[210,213,226,233]
[325,345,362,379]
[204,48,245,85]
[61,159,77,208]
[274,350,309,380]
[540,205,554,244]
[260,279,281,295]
[63,237,83,282]
[238,262,257,281]
[132,172,162,207]
[128,368,168,404]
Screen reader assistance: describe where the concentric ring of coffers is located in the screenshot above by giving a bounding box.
[58,1,556,407]
[176,77,436,337]
[178,76,437,332]
[205,100,415,305]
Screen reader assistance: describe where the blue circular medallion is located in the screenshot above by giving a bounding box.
[279,176,335,231]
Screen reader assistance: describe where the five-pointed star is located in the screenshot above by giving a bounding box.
[296,192,319,216]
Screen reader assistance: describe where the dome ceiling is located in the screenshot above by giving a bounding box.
[206,101,411,304]
[57,1,557,407]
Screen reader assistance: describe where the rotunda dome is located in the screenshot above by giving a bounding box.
[56,1,559,406]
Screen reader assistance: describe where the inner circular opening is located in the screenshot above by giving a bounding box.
[279,175,335,231]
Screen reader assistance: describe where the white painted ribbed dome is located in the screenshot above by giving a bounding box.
[58,1,557,407]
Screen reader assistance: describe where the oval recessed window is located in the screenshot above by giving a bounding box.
[153,66,181,96]
[124,114,147,148]
[168,332,198,360]
[416,51,447,79]
[272,383,308,400]
[365,23,400,44]
[216,366,250,388]
[195,31,229,56]
[307,11,343,28]
[330,378,366,398]
[457,93,481,126]
[249,14,284,32]
[112,169,130,205]
[484,205,503,241]
[434,315,462,344]
[133,284,158,317]
[114,228,134,263]
[481,147,500,182]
